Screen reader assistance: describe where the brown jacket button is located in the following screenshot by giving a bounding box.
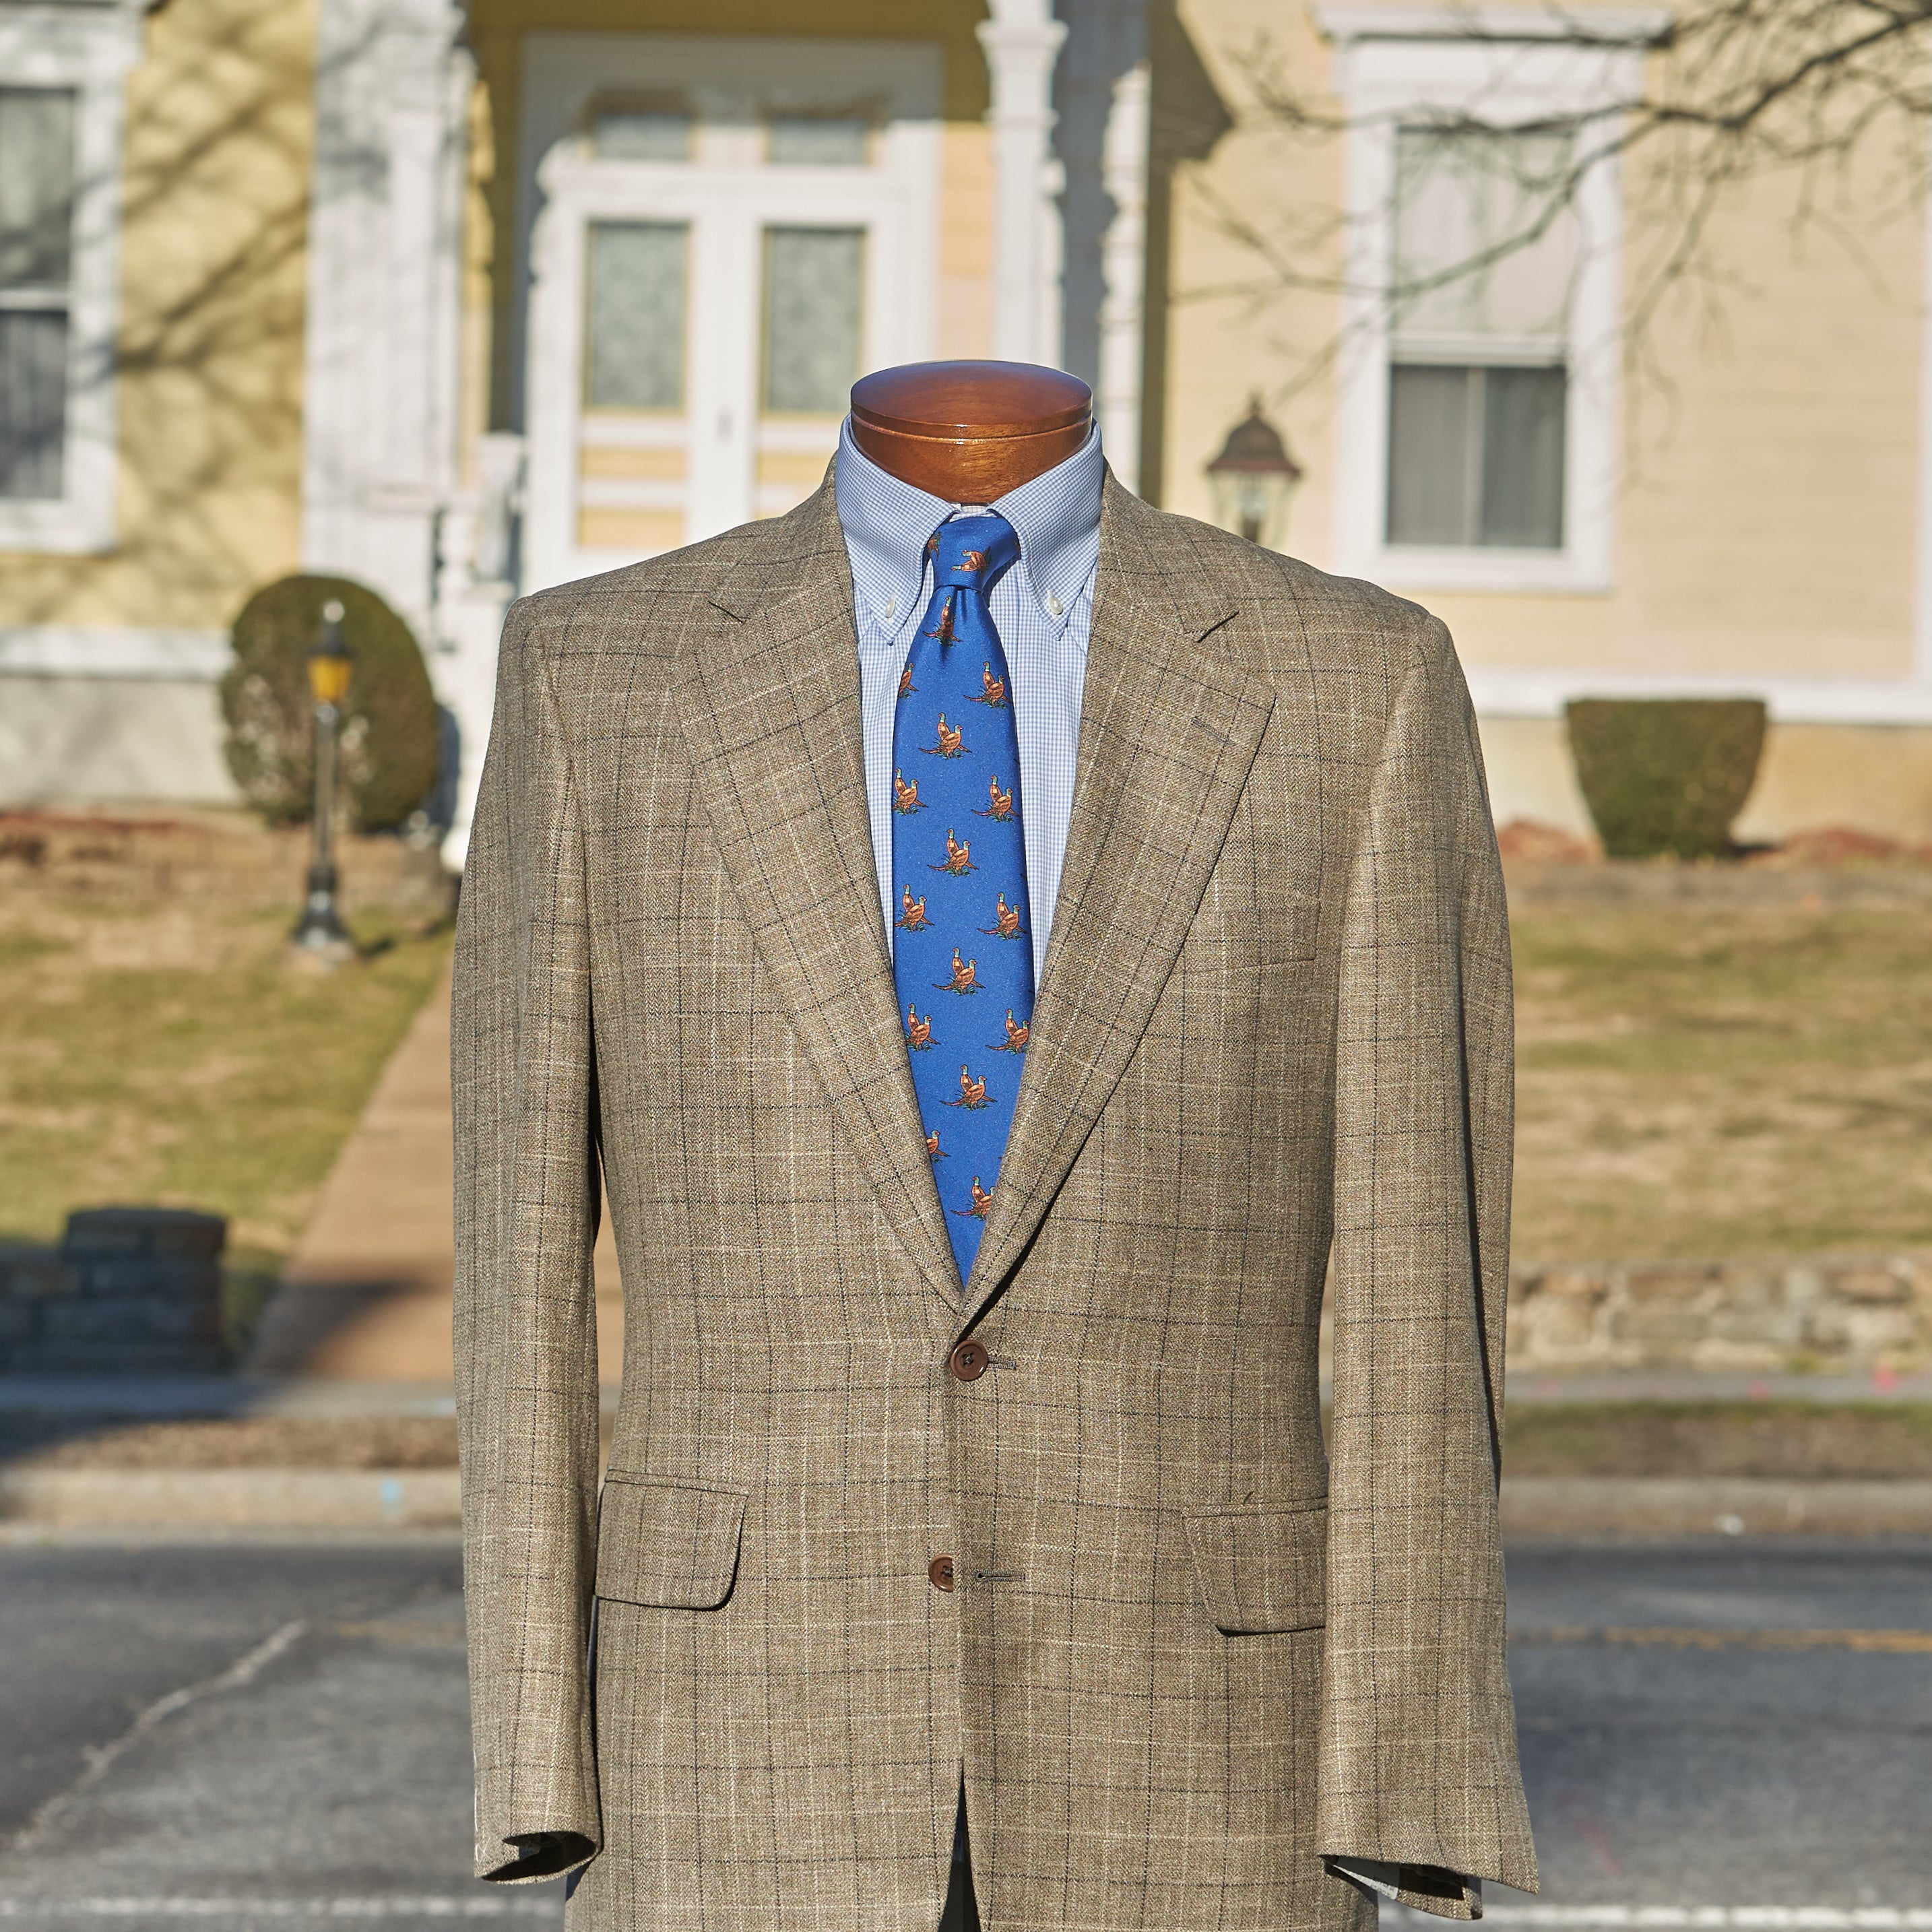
[948,1341,989,1381]
[928,1555,955,1591]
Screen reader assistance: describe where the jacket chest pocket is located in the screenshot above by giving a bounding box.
[1184,1502,1328,1634]
[595,1475,748,1610]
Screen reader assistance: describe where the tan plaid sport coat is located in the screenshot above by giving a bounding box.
[453,472,1537,1931]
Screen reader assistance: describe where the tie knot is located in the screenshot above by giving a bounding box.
[926,513,1021,591]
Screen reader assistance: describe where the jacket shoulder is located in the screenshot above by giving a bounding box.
[504,521,760,659]
[1119,496,1444,681]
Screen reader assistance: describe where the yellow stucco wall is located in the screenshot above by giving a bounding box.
[0,0,315,632]
[1162,0,1927,691]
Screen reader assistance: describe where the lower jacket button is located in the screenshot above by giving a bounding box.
[928,1555,955,1591]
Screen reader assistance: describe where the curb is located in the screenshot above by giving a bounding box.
[1502,1477,1932,1537]
[3,1470,1932,1535]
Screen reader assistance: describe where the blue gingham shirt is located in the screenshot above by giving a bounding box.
[834,417,1104,986]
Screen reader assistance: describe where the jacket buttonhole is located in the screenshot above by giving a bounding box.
[973,1569,1022,1583]
[990,1356,1018,1370]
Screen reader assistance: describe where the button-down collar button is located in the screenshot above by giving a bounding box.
[1047,594,1064,618]
[884,596,897,619]
[949,1340,989,1382]
[929,1555,955,1591]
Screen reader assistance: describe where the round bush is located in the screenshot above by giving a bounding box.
[221,575,441,833]
[1566,698,1768,860]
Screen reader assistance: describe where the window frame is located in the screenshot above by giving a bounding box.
[1322,7,1665,595]
[0,3,140,556]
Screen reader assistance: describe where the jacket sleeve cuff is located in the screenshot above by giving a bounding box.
[1328,1857,1484,1919]
[478,1831,599,1885]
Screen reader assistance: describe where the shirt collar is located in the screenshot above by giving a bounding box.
[834,415,1103,643]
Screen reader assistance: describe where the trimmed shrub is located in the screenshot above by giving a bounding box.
[1566,697,1767,860]
[220,575,441,833]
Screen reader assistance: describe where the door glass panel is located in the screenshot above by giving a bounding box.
[1386,363,1473,546]
[768,116,870,166]
[591,109,692,163]
[585,220,686,410]
[1481,364,1566,548]
[761,226,864,415]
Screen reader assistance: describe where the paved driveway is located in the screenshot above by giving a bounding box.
[0,1537,1925,1929]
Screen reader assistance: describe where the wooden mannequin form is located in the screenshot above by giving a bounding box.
[850,360,1092,503]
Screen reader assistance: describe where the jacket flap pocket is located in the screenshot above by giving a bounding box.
[1185,1502,1327,1634]
[595,1476,747,1610]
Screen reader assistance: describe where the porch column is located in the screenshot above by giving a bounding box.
[977,0,1068,366]
[303,0,496,865]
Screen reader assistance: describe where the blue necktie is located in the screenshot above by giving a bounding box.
[891,514,1035,1287]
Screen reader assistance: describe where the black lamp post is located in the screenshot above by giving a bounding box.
[1206,397,1303,550]
[291,598,354,959]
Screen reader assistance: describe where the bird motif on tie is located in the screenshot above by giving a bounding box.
[973,775,1015,821]
[891,512,1035,1288]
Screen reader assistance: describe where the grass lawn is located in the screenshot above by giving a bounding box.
[0,895,451,1326]
[1510,895,1932,1262]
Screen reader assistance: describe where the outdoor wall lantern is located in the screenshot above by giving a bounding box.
[291,598,354,961]
[1206,397,1303,550]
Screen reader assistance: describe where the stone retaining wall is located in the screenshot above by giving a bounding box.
[0,1208,228,1375]
[1507,1254,1931,1374]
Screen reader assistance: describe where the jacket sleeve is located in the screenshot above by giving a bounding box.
[451,595,604,1884]
[1316,611,1537,1917]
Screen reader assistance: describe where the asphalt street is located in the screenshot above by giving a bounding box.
[0,1536,1925,1930]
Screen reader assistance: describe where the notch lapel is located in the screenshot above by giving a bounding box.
[674,485,963,1314]
[963,480,1275,1314]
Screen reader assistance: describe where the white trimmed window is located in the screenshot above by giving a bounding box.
[1324,7,1665,593]
[0,3,139,554]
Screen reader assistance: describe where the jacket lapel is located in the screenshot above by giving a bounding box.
[963,478,1276,1313]
[673,483,964,1314]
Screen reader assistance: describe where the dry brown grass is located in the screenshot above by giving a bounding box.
[1510,895,1932,1261]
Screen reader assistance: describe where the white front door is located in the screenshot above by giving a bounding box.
[519,34,942,592]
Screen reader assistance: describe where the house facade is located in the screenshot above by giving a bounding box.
[4,0,1929,861]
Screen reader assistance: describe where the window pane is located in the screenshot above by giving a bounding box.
[585,222,686,411]
[591,110,691,162]
[0,89,78,290]
[0,308,69,499]
[1387,363,1474,546]
[763,226,864,415]
[1481,364,1566,548]
[1392,126,1575,342]
[769,117,870,166]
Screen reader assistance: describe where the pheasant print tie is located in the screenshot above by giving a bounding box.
[892,513,1035,1288]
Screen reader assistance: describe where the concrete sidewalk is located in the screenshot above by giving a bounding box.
[241,965,622,1382]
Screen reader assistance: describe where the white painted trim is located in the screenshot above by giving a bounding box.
[1328,18,1643,595]
[0,1,143,556]
[1465,666,1932,728]
[300,0,470,643]
[517,33,943,590]
[978,0,1069,365]
[0,625,230,680]
[1097,59,1150,490]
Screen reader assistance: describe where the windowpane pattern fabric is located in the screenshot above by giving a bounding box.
[891,514,1035,1287]
[452,472,1538,1930]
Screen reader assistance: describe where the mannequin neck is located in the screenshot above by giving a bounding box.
[850,360,1092,503]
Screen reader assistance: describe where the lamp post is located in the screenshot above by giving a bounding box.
[1206,397,1303,550]
[291,598,354,959]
